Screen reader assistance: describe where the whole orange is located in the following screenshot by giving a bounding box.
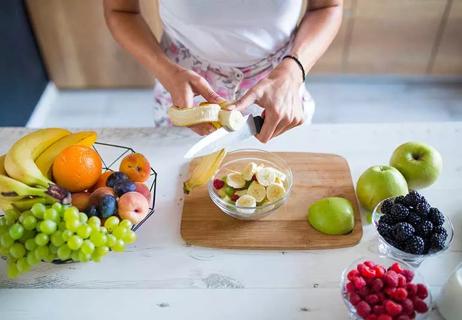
[52,145,102,192]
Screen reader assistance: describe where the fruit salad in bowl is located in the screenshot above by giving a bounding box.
[208,149,293,220]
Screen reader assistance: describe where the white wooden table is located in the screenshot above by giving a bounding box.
[0,123,460,320]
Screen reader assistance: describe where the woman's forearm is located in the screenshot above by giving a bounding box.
[103,0,176,83]
[290,0,343,73]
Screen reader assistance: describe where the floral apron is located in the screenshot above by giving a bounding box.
[153,32,315,127]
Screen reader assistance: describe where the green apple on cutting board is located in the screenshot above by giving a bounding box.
[307,197,355,235]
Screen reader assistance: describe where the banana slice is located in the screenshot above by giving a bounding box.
[235,194,257,214]
[255,167,276,186]
[270,167,287,182]
[247,181,266,202]
[226,173,246,189]
[266,183,286,202]
[234,189,248,197]
[241,162,258,181]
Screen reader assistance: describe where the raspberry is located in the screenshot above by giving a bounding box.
[377,292,385,302]
[384,287,396,298]
[383,270,399,288]
[415,220,433,238]
[346,282,356,293]
[381,199,394,214]
[404,235,425,255]
[231,194,240,202]
[366,315,378,320]
[364,260,376,268]
[397,274,407,287]
[389,262,403,274]
[393,222,415,242]
[377,315,392,320]
[347,269,360,281]
[357,286,370,298]
[374,265,385,278]
[406,283,418,297]
[385,300,402,316]
[393,287,408,301]
[251,174,257,181]
[390,204,410,221]
[213,179,224,189]
[396,316,411,320]
[371,278,384,293]
[366,294,380,305]
[428,207,444,226]
[401,298,414,315]
[354,277,367,289]
[401,269,414,282]
[373,304,385,315]
[359,264,377,279]
[349,292,362,306]
[416,283,428,299]
[415,202,430,217]
[356,301,372,318]
[413,298,428,313]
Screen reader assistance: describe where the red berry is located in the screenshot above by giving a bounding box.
[374,265,386,278]
[358,264,376,279]
[416,283,428,299]
[396,316,411,320]
[413,298,428,313]
[371,278,384,293]
[366,315,378,320]
[397,274,407,287]
[213,179,224,189]
[231,194,239,202]
[358,286,370,298]
[348,269,360,281]
[384,287,396,298]
[251,174,257,181]
[346,282,356,293]
[377,315,392,320]
[356,301,372,318]
[349,292,362,306]
[366,294,380,305]
[377,292,386,302]
[354,277,367,289]
[364,260,376,268]
[393,288,408,301]
[409,311,416,319]
[383,270,399,288]
[385,300,402,316]
[406,283,418,297]
[390,262,403,274]
[401,269,414,282]
[373,304,385,315]
[401,298,414,315]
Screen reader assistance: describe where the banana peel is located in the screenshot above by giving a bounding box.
[183,149,227,194]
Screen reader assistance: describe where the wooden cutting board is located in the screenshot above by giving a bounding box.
[181,152,362,249]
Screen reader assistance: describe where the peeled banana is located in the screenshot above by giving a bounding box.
[4,128,70,187]
[184,149,227,194]
[35,130,97,179]
[168,104,245,131]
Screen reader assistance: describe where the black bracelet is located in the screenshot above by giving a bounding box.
[282,55,306,82]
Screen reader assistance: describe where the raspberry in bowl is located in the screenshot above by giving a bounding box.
[372,191,454,267]
[341,256,432,319]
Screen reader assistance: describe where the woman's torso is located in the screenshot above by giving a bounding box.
[159,0,303,66]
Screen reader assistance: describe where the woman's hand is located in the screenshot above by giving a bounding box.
[160,64,226,135]
[231,59,305,143]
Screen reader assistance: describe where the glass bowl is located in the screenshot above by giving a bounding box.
[372,197,454,268]
[341,256,432,319]
[208,149,293,220]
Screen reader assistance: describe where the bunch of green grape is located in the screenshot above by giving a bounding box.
[0,202,137,278]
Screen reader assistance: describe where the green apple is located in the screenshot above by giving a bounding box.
[390,141,442,189]
[307,197,355,235]
[356,165,408,211]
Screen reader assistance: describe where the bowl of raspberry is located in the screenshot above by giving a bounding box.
[372,191,454,267]
[341,257,432,319]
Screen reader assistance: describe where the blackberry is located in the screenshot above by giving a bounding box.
[394,195,406,205]
[377,223,393,238]
[406,212,422,228]
[415,202,431,217]
[433,226,448,239]
[379,214,396,225]
[428,207,445,226]
[390,204,409,222]
[393,222,415,242]
[380,199,394,215]
[405,235,425,255]
[403,191,424,208]
[423,240,431,254]
[430,233,446,251]
[415,220,433,238]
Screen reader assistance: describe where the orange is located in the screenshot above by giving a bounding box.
[52,145,102,192]
[89,171,113,192]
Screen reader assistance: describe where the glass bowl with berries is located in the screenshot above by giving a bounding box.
[372,191,454,267]
[208,149,293,220]
[341,256,432,319]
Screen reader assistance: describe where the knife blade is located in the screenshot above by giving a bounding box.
[184,115,264,159]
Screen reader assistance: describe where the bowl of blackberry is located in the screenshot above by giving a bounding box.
[372,191,454,267]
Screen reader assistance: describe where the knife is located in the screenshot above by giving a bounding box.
[184,115,264,159]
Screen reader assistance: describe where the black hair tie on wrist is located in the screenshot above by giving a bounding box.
[282,55,306,82]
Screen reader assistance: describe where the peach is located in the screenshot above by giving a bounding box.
[89,171,113,192]
[118,191,149,224]
[71,192,90,211]
[119,153,151,183]
[135,182,151,202]
[89,187,115,206]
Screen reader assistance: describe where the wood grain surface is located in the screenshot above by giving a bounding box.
[181,152,362,249]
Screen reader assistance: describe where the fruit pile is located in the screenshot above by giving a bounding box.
[213,161,287,213]
[0,203,136,278]
[377,191,448,255]
[345,261,429,319]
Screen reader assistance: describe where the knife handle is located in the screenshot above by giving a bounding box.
[253,116,264,134]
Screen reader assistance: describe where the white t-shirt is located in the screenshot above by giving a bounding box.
[159,0,303,66]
